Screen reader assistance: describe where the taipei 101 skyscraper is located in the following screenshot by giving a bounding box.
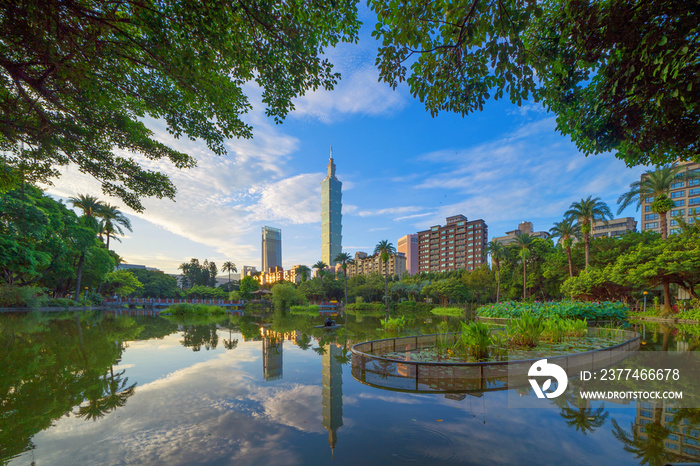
[321,147,342,266]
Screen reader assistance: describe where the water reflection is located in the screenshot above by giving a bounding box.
[1,312,699,465]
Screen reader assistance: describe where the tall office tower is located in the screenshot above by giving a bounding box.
[417,215,488,273]
[261,226,282,272]
[321,147,342,266]
[397,234,418,275]
[322,343,343,454]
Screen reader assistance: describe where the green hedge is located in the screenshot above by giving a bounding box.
[346,303,386,311]
[396,301,435,312]
[166,303,227,316]
[430,307,465,317]
[477,301,628,321]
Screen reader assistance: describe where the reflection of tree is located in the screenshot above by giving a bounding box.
[375,359,396,380]
[560,404,609,435]
[297,334,312,351]
[611,411,675,466]
[0,313,141,459]
[181,324,219,351]
[223,327,238,350]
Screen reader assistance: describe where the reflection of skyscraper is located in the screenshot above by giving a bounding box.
[634,399,700,462]
[262,332,283,381]
[262,226,282,272]
[321,148,342,266]
[322,343,344,453]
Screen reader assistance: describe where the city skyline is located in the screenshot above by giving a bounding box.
[40,9,650,275]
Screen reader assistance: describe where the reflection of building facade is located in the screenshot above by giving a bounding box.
[635,400,700,462]
[260,327,297,381]
[398,234,418,275]
[262,226,282,272]
[322,343,344,454]
[345,251,407,278]
[641,161,700,236]
[321,149,342,266]
[418,215,488,273]
[494,221,550,246]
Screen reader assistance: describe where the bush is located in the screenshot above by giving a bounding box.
[396,301,435,312]
[290,304,319,315]
[271,283,307,311]
[46,297,77,308]
[508,313,544,347]
[345,302,386,317]
[0,285,47,308]
[477,301,628,321]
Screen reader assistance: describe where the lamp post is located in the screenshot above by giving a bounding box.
[643,291,648,313]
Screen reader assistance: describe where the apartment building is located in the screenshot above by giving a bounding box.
[641,161,700,235]
[345,251,407,278]
[417,215,488,273]
[493,221,550,246]
[397,234,418,275]
[591,217,637,238]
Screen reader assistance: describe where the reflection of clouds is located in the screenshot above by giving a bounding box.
[355,392,430,405]
[248,384,324,434]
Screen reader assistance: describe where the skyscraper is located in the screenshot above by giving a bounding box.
[261,226,282,272]
[397,234,418,275]
[321,147,342,266]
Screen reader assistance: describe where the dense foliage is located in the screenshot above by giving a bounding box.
[477,301,629,321]
[0,0,361,210]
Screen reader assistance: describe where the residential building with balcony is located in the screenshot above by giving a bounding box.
[417,215,488,273]
[591,217,637,238]
[345,251,407,278]
[641,161,700,236]
[493,221,550,246]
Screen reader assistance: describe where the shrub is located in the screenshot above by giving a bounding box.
[290,304,319,315]
[0,285,47,308]
[46,297,77,308]
[271,283,307,311]
[396,301,435,313]
[380,316,406,331]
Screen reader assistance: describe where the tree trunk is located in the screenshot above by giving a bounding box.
[343,266,348,308]
[523,262,527,300]
[660,211,668,240]
[74,252,85,302]
[662,278,672,315]
[496,265,501,303]
[584,232,590,269]
[384,267,389,312]
[566,246,573,277]
[106,232,111,250]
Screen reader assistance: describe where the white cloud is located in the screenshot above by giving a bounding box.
[356,206,422,217]
[245,173,322,224]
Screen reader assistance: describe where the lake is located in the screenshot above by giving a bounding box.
[1,310,699,465]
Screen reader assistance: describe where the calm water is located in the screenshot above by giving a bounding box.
[1,311,699,465]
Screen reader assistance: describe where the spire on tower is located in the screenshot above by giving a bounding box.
[327,146,336,178]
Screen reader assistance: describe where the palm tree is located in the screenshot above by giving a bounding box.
[485,239,507,302]
[565,196,613,268]
[617,164,700,240]
[514,233,534,300]
[69,194,105,301]
[98,203,132,249]
[68,194,104,218]
[374,240,396,311]
[312,261,328,284]
[334,252,352,308]
[549,218,581,277]
[222,261,237,288]
[295,265,311,282]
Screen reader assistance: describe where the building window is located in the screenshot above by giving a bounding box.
[689,188,700,197]
[689,179,700,187]
[670,219,678,226]
[689,198,700,206]
[671,181,685,189]
[670,228,680,235]
[671,209,684,217]
[690,208,700,215]
[644,222,658,229]
[674,200,685,207]
[670,190,685,198]
[645,213,658,220]
[645,197,654,203]
[644,205,651,212]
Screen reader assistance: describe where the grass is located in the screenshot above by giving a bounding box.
[430,307,465,317]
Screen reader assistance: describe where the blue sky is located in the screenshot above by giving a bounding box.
[42,10,648,275]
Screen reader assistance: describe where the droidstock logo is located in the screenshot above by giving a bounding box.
[528,359,568,399]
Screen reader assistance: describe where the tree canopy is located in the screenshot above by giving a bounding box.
[370,0,699,166]
[0,0,360,210]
